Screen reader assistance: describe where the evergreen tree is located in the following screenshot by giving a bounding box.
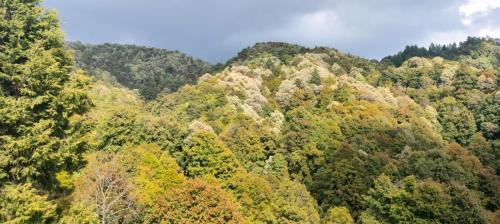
[0,0,92,186]
[309,69,322,85]
[0,183,57,223]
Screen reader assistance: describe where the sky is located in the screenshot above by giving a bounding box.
[43,0,500,63]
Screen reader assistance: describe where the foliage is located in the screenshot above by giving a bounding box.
[69,42,213,99]
[226,42,309,66]
[119,144,184,207]
[0,0,92,187]
[0,183,56,224]
[362,175,487,224]
[182,131,241,180]
[383,37,499,67]
[323,207,354,224]
[150,178,244,224]
[59,203,99,224]
[71,152,141,224]
[309,69,322,85]
[1,2,499,222]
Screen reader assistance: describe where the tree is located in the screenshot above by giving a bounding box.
[281,107,324,186]
[94,111,142,151]
[118,144,184,207]
[362,175,488,224]
[398,149,474,186]
[72,153,141,224]
[67,145,186,223]
[435,97,477,145]
[220,120,277,173]
[443,143,482,175]
[295,78,305,88]
[446,182,488,224]
[363,175,429,223]
[311,145,373,215]
[323,207,354,224]
[0,0,92,186]
[309,69,322,85]
[272,178,321,224]
[150,178,243,224]
[182,131,241,180]
[225,172,278,223]
[0,183,56,223]
[60,203,99,224]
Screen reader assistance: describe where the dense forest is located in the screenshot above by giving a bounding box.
[68,42,213,100]
[382,37,500,67]
[0,0,499,223]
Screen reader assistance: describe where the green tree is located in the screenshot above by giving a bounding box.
[435,97,477,145]
[0,183,56,223]
[225,172,278,223]
[281,107,324,185]
[309,69,322,85]
[363,175,487,224]
[183,131,241,180]
[220,119,278,173]
[119,144,184,207]
[323,207,354,224]
[398,149,474,186]
[59,203,99,224]
[312,145,374,215]
[0,0,92,186]
[272,178,321,224]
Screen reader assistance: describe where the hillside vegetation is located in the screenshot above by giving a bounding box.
[68,42,213,99]
[383,37,500,67]
[0,1,499,223]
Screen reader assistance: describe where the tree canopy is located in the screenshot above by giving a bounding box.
[1,1,499,223]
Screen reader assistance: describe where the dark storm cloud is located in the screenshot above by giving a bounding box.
[43,0,500,63]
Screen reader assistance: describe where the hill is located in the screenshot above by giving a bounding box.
[81,38,498,223]
[68,42,213,99]
[0,2,498,222]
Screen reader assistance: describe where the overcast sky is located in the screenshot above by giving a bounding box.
[43,0,500,63]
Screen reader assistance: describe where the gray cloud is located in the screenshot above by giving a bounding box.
[43,0,499,63]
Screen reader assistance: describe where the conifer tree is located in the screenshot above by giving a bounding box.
[309,69,321,85]
[0,0,92,186]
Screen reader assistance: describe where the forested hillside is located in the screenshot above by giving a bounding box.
[382,37,500,67]
[68,42,213,99]
[1,1,499,223]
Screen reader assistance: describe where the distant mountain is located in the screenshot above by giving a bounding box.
[68,42,213,99]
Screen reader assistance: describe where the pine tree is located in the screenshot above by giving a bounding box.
[0,0,92,186]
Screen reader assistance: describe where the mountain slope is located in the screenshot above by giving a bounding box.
[5,1,499,223]
[56,38,500,223]
[140,39,499,222]
[68,42,213,99]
